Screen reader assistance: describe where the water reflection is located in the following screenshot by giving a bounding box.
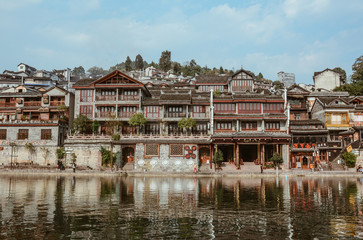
[0,176,363,239]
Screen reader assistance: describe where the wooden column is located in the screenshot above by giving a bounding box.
[236,143,239,167]
[261,144,265,165]
[257,144,261,163]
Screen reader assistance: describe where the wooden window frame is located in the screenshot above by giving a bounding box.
[41,129,52,140]
[0,129,6,140]
[18,129,29,140]
[169,144,184,157]
[144,144,159,157]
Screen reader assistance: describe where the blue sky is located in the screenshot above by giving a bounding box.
[0,0,362,84]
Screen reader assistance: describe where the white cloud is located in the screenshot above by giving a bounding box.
[283,0,331,18]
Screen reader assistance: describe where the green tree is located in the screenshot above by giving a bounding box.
[135,54,144,70]
[213,150,224,168]
[333,67,347,83]
[352,55,363,84]
[219,66,224,74]
[273,80,284,90]
[129,113,147,134]
[342,151,356,168]
[91,120,100,134]
[100,146,116,166]
[125,56,132,71]
[72,66,85,78]
[87,66,105,78]
[72,115,92,134]
[105,116,123,135]
[256,72,264,81]
[178,117,196,134]
[159,50,171,72]
[56,147,66,160]
[269,152,283,173]
[172,62,182,75]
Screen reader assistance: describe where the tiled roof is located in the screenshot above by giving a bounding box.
[195,75,229,84]
[290,119,324,125]
[73,78,95,87]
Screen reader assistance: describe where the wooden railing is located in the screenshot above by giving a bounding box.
[0,103,16,107]
[95,95,117,101]
[95,112,116,118]
[118,112,136,118]
[165,113,186,118]
[23,101,41,106]
[119,95,139,101]
[50,101,65,106]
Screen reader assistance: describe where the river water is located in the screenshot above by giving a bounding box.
[0,175,363,239]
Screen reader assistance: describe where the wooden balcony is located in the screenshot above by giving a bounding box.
[238,110,261,114]
[263,110,284,114]
[95,112,116,118]
[0,102,16,107]
[95,95,117,101]
[192,112,209,118]
[118,112,136,118]
[165,113,186,118]
[118,95,140,101]
[23,101,41,107]
[50,101,65,106]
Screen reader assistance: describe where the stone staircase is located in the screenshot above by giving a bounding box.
[122,162,135,171]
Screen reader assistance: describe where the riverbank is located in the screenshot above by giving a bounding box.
[0,166,362,178]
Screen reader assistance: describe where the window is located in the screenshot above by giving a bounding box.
[214,103,236,113]
[41,129,52,140]
[263,103,284,113]
[265,122,280,130]
[238,103,261,113]
[170,144,183,156]
[145,144,159,156]
[216,122,232,130]
[80,90,93,102]
[80,105,93,118]
[145,106,159,118]
[124,90,138,95]
[18,129,29,140]
[198,85,225,92]
[241,122,257,130]
[0,129,6,139]
[193,106,206,117]
[192,122,208,134]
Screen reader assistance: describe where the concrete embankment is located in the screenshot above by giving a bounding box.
[0,167,362,178]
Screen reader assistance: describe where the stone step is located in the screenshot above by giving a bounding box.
[122,162,134,171]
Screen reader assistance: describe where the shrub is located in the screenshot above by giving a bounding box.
[100,146,116,166]
[269,153,283,168]
[342,151,356,168]
[56,147,65,160]
[214,150,224,167]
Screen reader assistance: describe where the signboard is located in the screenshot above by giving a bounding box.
[347,145,352,152]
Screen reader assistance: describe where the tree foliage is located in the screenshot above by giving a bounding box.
[56,147,65,160]
[214,150,224,167]
[159,50,171,72]
[91,120,100,134]
[87,66,106,78]
[125,56,132,71]
[129,113,147,134]
[333,67,347,83]
[273,81,285,90]
[352,55,363,84]
[105,116,123,135]
[100,146,115,166]
[135,54,144,70]
[73,115,92,134]
[269,152,283,168]
[342,151,356,168]
[178,117,196,129]
[256,72,264,81]
[72,66,85,78]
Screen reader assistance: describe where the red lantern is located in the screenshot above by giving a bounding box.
[192,146,196,151]
[191,154,196,159]
[185,146,190,150]
[186,154,190,159]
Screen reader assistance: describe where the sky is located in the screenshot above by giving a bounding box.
[0,0,362,84]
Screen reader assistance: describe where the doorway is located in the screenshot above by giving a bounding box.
[239,145,258,162]
[217,145,234,163]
